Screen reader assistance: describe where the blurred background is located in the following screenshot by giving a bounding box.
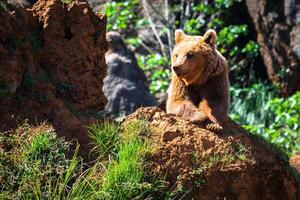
[4,0,300,157]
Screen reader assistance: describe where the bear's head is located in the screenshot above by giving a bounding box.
[171,29,225,85]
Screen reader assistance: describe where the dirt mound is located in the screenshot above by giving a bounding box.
[124,107,300,200]
[290,153,300,173]
[0,0,107,152]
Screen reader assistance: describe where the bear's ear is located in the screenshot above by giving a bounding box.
[203,29,217,47]
[175,29,186,44]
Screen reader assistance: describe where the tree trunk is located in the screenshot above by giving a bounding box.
[246,0,300,95]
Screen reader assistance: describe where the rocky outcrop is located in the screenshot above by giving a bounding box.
[246,0,300,95]
[124,107,300,200]
[0,0,107,151]
[102,31,156,118]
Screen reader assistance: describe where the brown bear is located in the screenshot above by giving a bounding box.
[166,29,230,131]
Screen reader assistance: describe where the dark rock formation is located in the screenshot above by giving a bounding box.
[102,31,156,118]
[0,0,108,152]
[246,0,300,95]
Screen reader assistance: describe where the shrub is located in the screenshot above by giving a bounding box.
[137,53,171,94]
[230,83,276,125]
[104,0,139,33]
[231,83,300,157]
[256,92,300,156]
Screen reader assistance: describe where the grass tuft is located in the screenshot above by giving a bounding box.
[101,120,152,199]
[0,122,72,199]
[88,120,120,158]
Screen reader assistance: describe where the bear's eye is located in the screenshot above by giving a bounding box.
[186,53,193,59]
[174,54,178,58]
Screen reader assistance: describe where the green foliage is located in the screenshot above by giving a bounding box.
[215,0,242,9]
[230,83,276,125]
[192,0,241,14]
[104,0,138,32]
[217,25,248,55]
[125,37,143,48]
[242,40,260,58]
[0,0,8,12]
[230,83,300,157]
[137,54,171,94]
[0,122,71,199]
[255,92,300,156]
[184,18,204,35]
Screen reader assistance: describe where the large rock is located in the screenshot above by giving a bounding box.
[246,0,300,95]
[102,31,156,118]
[124,107,300,200]
[0,0,108,151]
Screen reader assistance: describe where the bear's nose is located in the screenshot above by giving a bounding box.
[173,66,179,74]
[172,66,181,76]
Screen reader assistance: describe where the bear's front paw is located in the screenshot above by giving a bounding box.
[190,111,208,123]
[205,122,223,132]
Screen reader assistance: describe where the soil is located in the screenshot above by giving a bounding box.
[124,107,300,200]
[0,0,107,154]
[290,154,300,173]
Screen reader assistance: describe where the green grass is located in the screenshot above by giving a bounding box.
[97,120,178,199]
[88,121,120,158]
[0,122,71,199]
[0,120,182,199]
[101,130,150,199]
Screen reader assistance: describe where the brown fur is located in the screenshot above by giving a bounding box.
[166,29,230,131]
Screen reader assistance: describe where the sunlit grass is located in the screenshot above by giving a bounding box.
[88,121,120,158]
[0,120,181,199]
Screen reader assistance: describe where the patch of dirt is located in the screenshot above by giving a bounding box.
[124,107,300,200]
[290,153,300,173]
[0,0,107,154]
